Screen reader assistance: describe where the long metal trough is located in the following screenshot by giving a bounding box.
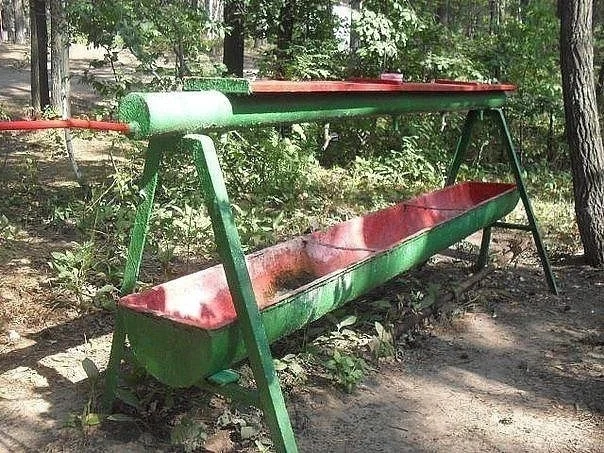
[119,181,518,387]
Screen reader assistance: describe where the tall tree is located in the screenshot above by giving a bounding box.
[50,0,69,114]
[50,0,84,186]
[223,0,244,76]
[30,0,50,112]
[12,0,27,44]
[559,0,604,266]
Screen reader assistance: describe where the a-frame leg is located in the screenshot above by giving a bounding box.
[445,109,480,186]
[445,110,492,269]
[489,109,559,294]
[185,134,298,453]
[102,137,166,411]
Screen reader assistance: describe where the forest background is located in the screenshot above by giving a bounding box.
[0,1,603,452]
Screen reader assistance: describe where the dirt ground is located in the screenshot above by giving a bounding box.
[1,43,603,452]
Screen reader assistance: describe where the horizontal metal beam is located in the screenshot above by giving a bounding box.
[119,90,509,139]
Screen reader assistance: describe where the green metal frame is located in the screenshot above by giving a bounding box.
[445,108,558,294]
[104,88,558,453]
[187,135,297,452]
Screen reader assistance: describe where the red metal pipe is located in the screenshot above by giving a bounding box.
[0,118,131,133]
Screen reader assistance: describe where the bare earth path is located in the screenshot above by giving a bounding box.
[0,43,602,452]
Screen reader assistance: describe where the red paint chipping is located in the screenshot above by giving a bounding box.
[250,80,516,94]
[0,119,130,133]
[120,182,516,331]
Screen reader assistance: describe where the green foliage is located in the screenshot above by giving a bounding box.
[324,349,368,393]
[0,214,19,242]
[217,127,317,200]
[368,321,395,359]
[170,417,208,453]
[49,241,97,305]
[255,0,345,79]
[69,0,224,102]
[351,1,421,75]
[65,358,102,429]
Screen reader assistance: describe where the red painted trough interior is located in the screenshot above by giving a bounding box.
[120,182,517,331]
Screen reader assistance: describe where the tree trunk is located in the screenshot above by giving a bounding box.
[489,0,498,34]
[205,0,223,22]
[30,0,50,112]
[50,0,68,114]
[559,0,604,266]
[0,4,4,42]
[12,0,26,44]
[436,0,449,26]
[274,0,296,78]
[350,0,362,51]
[223,0,244,77]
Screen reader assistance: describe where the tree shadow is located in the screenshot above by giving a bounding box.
[295,257,603,452]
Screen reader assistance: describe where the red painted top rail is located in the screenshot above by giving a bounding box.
[0,118,130,133]
[249,79,517,94]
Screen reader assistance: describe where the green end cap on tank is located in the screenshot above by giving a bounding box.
[118,91,234,139]
[118,93,150,139]
[183,77,251,94]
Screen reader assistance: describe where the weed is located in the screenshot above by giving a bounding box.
[65,358,103,429]
[324,349,368,393]
[0,214,19,242]
[170,416,208,452]
[49,241,97,305]
[273,353,307,388]
[368,321,396,359]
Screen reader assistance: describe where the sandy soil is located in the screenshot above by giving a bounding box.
[0,42,135,117]
[0,43,602,452]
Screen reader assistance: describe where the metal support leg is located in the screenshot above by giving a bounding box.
[445,110,480,186]
[120,137,166,294]
[185,135,298,453]
[446,110,495,270]
[101,309,126,412]
[475,226,492,271]
[102,137,165,411]
[489,109,559,294]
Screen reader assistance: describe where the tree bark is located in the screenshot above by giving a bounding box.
[30,0,50,112]
[559,0,604,266]
[0,4,4,42]
[12,0,26,44]
[205,0,223,22]
[223,0,244,77]
[350,0,362,51]
[50,0,68,114]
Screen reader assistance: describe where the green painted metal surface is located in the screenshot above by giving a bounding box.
[187,135,297,453]
[446,110,479,186]
[120,137,166,294]
[488,109,558,294]
[102,137,166,412]
[105,80,558,452]
[119,91,508,139]
[476,226,492,271]
[184,77,251,94]
[122,187,519,387]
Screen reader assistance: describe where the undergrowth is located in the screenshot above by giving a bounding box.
[1,112,580,450]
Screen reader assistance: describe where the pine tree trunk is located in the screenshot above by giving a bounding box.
[223,0,244,77]
[30,0,50,112]
[50,0,68,114]
[350,0,362,51]
[0,4,4,42]
[12,0,26,44]
[274,0,296,78]
[559,0,604,266]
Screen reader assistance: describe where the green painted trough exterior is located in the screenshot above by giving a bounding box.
[120,181,518,388]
